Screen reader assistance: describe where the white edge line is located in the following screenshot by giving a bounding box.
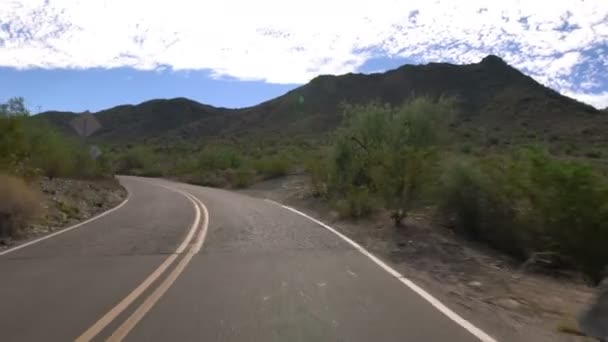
[0,189,131,257]
[265,199,498,342]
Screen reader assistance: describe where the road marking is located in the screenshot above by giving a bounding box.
[75,188,202,342]
[189,194,210,253]
[0,192,130,257]
[107,192,210,341]
[266,199,498,342]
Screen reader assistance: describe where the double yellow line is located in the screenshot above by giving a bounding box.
[76,186,209,342]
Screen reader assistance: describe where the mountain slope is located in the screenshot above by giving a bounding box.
[37,55,603,145]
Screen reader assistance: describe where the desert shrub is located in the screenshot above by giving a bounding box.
[197,146,244,171]
[96,151,117,175]
[460,143,473,154]
[183,171,227,188]
[323,97,453,223]
[0,174,41,238]
[439,149,608,283]
[173,155,198,175]
[252,156,291,180]
[0,115,28,174]
[116,146,162,176]
[371,147,440,225]
[487,136,500,146]
[305,155,331,197]
[522,149,608,283]
[439,157,529,257]
[332,186,379,219]
[226,168,255,188]
[0,99,104,179]
[585,150,602,159]
[28,128,77,179]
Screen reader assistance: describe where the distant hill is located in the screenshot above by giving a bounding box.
[37,55,605,148]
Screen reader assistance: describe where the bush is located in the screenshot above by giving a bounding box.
[439,149,608,284]
[585,150,602,159]
[252,156,290,180]
[0,115,28,174]
[460,144,473,154]
[305,155,331,197]
[197,146,243,171]
[183,171,227,188]
[227,168,255,188]
[0,97,105,179]
[333,186,379,219]
[321,97,453,223]
[29,129,76,179]
[0,174,41,238]
[439,157,529,257]
[117,146,162,176]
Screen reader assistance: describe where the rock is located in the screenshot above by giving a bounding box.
[468,281,482,288]
[578,279,608,341]
[497,298,522,310]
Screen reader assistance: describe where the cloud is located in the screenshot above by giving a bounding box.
[564,91,608,109]
[0,0,607,107]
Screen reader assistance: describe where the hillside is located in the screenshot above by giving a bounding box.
[37,55,604,147]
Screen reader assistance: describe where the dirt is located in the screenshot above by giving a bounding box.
[239,173,599,342]
[0,177,127,247]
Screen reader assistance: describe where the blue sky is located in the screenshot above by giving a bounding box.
[0,0,607,112]
[0,67,300,112]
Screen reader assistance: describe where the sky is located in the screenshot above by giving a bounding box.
[0,0,607,113]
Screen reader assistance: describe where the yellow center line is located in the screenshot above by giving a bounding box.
[107,193,209,341]
[75,185,204,342]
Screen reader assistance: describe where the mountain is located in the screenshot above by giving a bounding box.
[37,55,604,146]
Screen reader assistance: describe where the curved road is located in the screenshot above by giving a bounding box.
[0,176,496,342]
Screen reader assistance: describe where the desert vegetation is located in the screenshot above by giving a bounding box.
[95,96,608,283]
[112,139,303,188]
[12,89,608,284]
[0,97,111,239]
[303,98,608,284]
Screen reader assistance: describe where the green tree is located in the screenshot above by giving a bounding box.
[0,97,28,117]
[329,97,453,224]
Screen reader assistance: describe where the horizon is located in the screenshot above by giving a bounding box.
[32,56,602,114]
[1,1,607,111]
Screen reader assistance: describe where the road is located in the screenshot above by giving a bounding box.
[0,176,496,342]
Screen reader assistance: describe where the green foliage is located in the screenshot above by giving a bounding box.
[439,148,608,284]
[197,146,243,171]
[0,97,27,117]
[0,98,106,179]
[332,186,379,219]
[227,168,255,189]
[252,156,291,180]
[116,146,162,176]
[0,115,27,173]
[460,143,473,154]
[323,97,453,223]
[439,156,528,257]
[305,153,331,198]
[29,128,76,179]
[584,150,602,159]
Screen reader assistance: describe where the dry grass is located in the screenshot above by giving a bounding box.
[0,174,41,239]
[556,314,587,337]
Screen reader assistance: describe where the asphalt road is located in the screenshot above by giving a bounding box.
[0,176,496,342]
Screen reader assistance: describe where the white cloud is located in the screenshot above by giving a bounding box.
[564,91,608,109]
[0,0,607,107]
